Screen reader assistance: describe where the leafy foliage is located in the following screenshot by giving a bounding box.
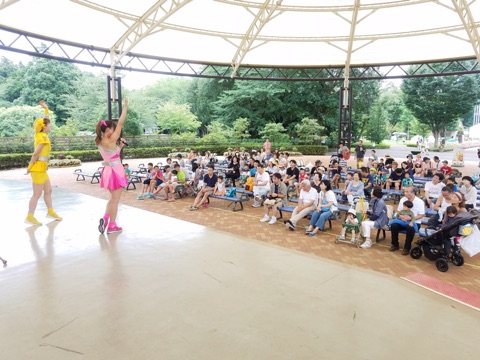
[259,122,289,143]
[155,102,201,134]
[402,64,480,146]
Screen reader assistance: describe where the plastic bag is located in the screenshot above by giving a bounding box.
[226,188,237,198]
[460,224,480,257]
[355,197,369,221]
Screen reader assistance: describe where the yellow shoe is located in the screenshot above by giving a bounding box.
[46,210,62,221]
[25,215,42,226]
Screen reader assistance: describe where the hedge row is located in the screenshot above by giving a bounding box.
[0,145,328,169]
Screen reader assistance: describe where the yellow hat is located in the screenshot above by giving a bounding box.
[34,118,45,133]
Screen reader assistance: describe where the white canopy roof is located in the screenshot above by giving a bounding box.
[0,0,479,73]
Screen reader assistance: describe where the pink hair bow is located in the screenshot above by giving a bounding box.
[100,120,107,126]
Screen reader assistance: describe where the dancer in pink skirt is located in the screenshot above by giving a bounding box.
[95,98,128,234]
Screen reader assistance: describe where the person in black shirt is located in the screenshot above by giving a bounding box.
[386,168,404,190]
[284,160,300,186]
[225,155,241,186]
[354,140,366,168]
[190,165,217,210]
[384,155,395,169]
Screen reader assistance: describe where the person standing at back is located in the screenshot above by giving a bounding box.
[354,140,366,169]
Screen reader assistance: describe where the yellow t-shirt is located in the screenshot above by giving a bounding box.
[30,132,50,172]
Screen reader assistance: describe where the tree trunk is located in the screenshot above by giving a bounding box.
[432,130,440,148]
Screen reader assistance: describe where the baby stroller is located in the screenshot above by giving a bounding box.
[410,213,478,272]
[335,208,363,248]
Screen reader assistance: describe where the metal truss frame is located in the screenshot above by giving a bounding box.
[111,0,192,66]
[1,25,479,81]
[450,0,480,63]
[0,0,18,11]
[230,0,283,77]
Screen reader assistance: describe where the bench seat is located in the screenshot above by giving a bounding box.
[73,168,102,184]
[209,194,249,211]
[277,206,334,229]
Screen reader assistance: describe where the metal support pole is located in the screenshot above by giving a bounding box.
[338,86,353,150]
[106,76,122,121]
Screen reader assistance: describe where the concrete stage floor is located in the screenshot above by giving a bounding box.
[0,179,479,359]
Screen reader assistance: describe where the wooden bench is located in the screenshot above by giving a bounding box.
[209,193,250,211]
[73,168,102,184]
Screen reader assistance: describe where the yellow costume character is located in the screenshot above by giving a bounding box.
[25,101,62,226]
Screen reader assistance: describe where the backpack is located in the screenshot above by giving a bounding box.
[245,177,254,191]
[226,188,237,198]
[343,149,351,160]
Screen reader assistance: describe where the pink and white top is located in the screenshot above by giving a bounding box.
[98,145,127,190]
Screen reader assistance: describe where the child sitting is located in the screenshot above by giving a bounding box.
[401,171,413,188]
[339,208,359,243]
[165,170,178,202]
[389,200,417,231]
[214,175,226,196]
[446,176,458,192]
[123,163,131,179]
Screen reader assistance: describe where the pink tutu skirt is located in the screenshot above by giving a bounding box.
[100,164,128,190]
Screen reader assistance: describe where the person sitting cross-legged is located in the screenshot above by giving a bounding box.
[252,164,271,208]
[359,187,389,249]
[284,180,318,231]
[305,179,338,236]
[190,165,217,211]
[259,173,287,225]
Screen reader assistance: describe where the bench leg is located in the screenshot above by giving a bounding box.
[91,176,100,184]
[376,229,386,242]
[76,175,85,181]
[126,181,136,190]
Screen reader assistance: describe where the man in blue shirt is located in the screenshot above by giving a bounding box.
[361,166,374,198]
[190,165,217,211]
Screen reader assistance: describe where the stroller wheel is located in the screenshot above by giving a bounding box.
[410,247,423,260]
[436,258,449,272]
[452,255,464,267]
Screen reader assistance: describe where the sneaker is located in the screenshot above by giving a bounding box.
[268,217,277,225]
[137,195,144,200]
[286,220,295,231]
[339,235,345,240]
[260,215,270,223]
[25,215,42,226]
[252,202,261,208]
[360,239,372,249]
[351,238,356,243]
[98,217,108,234]
[203,202,209,207]
[46,210,62,221]
[107,224,123,234]
[305,229,312,234]
[254,195,262,203]
[308,232,317,237]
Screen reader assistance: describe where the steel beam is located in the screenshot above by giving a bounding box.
[451,0,480,63]
[1,26,479,81]
[343,0,360,91]
[111,0,192,65]
[0,0,19,11]
[230,0,282,77]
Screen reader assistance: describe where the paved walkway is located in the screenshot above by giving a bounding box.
[2,155,480,300]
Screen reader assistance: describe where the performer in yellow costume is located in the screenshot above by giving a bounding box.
[25,100,62,225]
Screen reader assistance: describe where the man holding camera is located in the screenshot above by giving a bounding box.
[260,173,287,225]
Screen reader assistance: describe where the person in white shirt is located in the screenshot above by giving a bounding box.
[284,180,318,231]
[460,176,477,210]
[305,180,338,235]
[424,173,445,209]
[252,164,271,208]
[390,186,425,255]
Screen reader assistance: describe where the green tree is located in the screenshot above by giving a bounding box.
[122,107,143,136]
[53,118,81,136]
[259,122,289,143]
[402,64,480,147]
[19,58,81,125]
[156,102,200,134]
[232,117,250,139]
[364,101,388,144]
[0,105,55,137]
[64,73,107,131]
[351,78,380,139]
[294,118,325,142]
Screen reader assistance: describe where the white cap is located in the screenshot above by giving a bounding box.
[347,209,356,216]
